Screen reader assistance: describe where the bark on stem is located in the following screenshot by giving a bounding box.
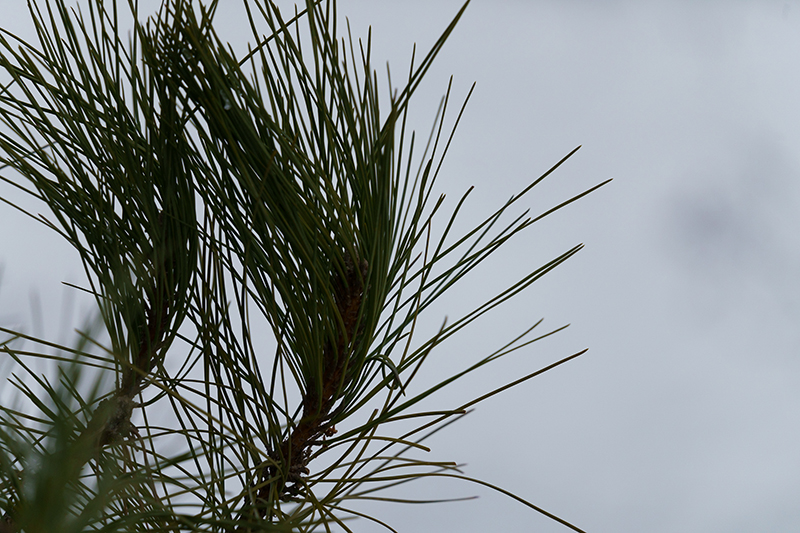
[252,253,368,517]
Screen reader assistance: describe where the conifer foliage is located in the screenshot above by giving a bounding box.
[0,0,607,531]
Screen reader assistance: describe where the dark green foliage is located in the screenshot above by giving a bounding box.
[0,0,605,531]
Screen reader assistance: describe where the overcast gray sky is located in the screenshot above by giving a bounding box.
[2,1,800,532]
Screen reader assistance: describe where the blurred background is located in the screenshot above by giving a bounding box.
[2,1,799,531]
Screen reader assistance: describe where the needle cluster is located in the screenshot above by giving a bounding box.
[0,1,606,531]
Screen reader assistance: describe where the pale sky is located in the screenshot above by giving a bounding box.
[2,1,800,532]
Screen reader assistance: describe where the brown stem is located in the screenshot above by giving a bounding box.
[0,516,14,533]
[96,214,176,447]
[248,253,368,521]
